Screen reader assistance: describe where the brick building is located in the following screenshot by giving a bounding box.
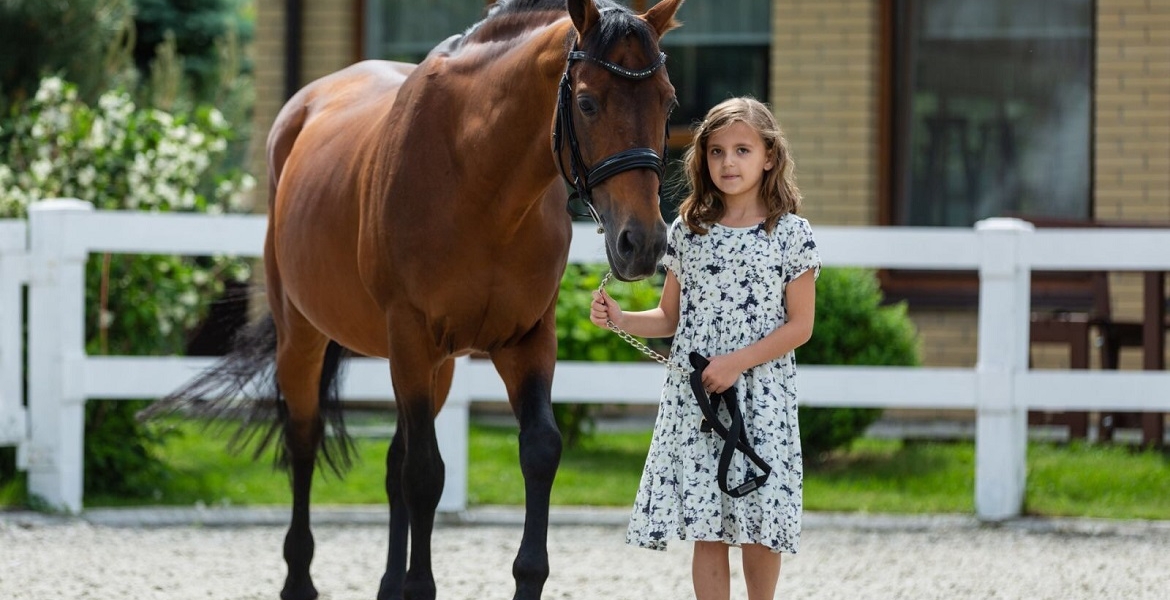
[248,0,1170,374]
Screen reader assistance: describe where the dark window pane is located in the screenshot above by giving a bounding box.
[663,44,769,128]
[892,0,1093,226]
[364,0,485,61]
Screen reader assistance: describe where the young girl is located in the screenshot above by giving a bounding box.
[590,97,819,600]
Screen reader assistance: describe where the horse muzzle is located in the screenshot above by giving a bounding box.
[606,219,667,281]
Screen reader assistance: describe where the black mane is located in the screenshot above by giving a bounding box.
[454,0,659,62]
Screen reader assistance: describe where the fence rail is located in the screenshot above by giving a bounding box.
[3,200,1170,519]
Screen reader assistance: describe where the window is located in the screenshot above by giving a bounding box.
[363,0,486,63]
[890,0,1094,227]
[660,1,770,129]
[658,1,770,218]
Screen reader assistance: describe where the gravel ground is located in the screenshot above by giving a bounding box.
[3,507,1169,599]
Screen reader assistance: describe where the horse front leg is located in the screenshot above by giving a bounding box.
[378,426,409,600]
[379,357,454,600]
[378,325,448,600]
[491,322,563,600]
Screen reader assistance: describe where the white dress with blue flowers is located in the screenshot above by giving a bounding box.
[626,212,821,554]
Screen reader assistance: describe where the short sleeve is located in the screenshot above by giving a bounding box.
[784,215,821,283]
[661,217,685,276]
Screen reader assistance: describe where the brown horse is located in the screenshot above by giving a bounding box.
[157,1,683,599]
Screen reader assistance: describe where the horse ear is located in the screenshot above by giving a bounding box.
[567,0,601,38]
[642,0,684,38]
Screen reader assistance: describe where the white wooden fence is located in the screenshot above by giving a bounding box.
[3,199,1170,520]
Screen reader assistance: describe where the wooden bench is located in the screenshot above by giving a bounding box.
[1025,219,1166,448]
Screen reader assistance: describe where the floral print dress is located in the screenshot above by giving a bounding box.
[626,213,821,554]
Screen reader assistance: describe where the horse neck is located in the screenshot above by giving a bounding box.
[447,20,572,203]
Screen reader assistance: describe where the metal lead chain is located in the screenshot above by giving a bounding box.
[598,271,688,374]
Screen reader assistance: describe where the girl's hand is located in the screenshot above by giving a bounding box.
[701,354,744,395]
[590,289,623,329]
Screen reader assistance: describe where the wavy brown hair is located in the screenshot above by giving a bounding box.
[677,97,801,235]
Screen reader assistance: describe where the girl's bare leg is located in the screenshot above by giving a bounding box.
[692,541,731,600]
[741,544,782,600]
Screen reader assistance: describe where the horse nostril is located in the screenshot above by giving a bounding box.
[618,227,642,257]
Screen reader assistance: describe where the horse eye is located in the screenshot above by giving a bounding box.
[576,95,599,116]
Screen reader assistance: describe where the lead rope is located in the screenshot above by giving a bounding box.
[598,271,688,374]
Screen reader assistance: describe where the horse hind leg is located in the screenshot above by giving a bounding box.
[273,315,352,600]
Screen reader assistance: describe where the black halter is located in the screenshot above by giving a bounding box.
[553,43,669,234]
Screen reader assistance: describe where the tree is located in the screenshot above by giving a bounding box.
[0,0,134,111]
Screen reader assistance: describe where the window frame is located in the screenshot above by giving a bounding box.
[878,0,1097,308]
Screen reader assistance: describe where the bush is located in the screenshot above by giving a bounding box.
[554,264,664,446]
[0,77,253,499]
[798,267,921,460]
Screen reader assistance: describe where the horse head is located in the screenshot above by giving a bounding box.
[555,0,684,281]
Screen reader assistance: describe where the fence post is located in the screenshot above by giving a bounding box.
[974,217,1033,521]
[0,220,29,450]
[435,356,471,513]
[26,199,93,513]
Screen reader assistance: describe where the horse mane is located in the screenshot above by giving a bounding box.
[452,0,660,60]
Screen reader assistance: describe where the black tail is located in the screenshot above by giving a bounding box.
[140,315,356,476]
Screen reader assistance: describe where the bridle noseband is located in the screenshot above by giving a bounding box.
[553,43,669,234]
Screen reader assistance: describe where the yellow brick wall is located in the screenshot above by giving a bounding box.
[248,0,284,211]
[248,0,358,212]
[770,0,879,227]
[1096,0,1170,368]
[1095,0,1170,223]
[302,2,358,83]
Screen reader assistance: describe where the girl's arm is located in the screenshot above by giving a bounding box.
[700,270,816,394]
[590,269,681,338]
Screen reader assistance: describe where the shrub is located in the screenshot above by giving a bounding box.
[0,77,253,499]
[798,267,921,460]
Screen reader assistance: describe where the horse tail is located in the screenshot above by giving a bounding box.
[140,315,356,476]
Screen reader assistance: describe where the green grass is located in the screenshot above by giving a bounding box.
[80,419,654,508]
[3,420,1169,521]
[804,438,976,514]
[1025,441,1170,519]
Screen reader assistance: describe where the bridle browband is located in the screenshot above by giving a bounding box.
[553,42,669,234]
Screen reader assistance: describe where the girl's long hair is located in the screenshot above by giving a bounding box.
[677,96,802,235]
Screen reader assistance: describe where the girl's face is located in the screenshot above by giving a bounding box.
[705,121,773,207]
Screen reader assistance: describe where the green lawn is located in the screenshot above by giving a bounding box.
[3,419,1169,520]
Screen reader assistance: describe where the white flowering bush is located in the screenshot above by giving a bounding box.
[0,76,257,498]
[0,76,254,217]
[1,76,254,356]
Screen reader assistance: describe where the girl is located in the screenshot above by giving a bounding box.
[590,96,819,600]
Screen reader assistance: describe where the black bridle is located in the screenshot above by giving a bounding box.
[553,43,669,234]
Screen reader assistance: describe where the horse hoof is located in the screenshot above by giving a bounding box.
[403,580,437,600]
[513,581,547,600]
[280,581,319,600]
